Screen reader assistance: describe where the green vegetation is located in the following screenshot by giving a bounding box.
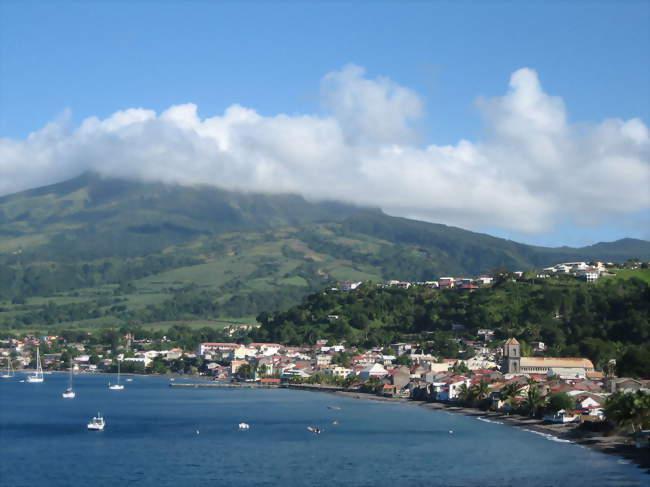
[604,391,650,432]
[255,277,650,378]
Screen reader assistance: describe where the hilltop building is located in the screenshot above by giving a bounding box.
[502,338,595,377]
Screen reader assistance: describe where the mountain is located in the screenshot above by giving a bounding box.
[0,173,648,328]
[0,172,375,260]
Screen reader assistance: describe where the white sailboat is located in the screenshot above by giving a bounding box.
[108,360,124,390]
[62,367,75,398]
[0,357,14,379]
[26,346,44,383]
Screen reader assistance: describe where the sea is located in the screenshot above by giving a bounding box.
[0,373,647,487]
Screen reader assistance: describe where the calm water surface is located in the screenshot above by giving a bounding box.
[0,374,647,487]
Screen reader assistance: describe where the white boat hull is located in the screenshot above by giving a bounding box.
[109,384,124,390]
[87,414,105,430]
[62,391,75,398]
[26,376,43,383]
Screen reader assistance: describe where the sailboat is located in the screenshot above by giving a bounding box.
[62,367,75,398]
[108,360,124,390]
[0,357,14,379]
[26,346,44,383]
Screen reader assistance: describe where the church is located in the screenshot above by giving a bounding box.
[502,338,595,378]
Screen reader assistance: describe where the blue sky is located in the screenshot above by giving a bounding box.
[0,0,648,247]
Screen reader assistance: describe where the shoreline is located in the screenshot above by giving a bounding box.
[333,390,650,475]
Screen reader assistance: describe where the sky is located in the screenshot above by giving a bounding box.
[0,0,648,247]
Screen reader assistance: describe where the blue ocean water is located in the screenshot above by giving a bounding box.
[0,374,647,487]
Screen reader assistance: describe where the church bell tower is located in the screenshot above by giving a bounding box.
[503,338,521,374]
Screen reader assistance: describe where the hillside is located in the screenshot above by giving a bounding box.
[0,174,649,330]
[255,278,650,378]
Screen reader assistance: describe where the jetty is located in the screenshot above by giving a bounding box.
[169,382,280,389]
[169,382,349,392]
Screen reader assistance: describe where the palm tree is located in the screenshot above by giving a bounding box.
[500,382,523,411]
[457,383,472,404]
[525,384,546,417]
[605,391,650,432]
[474,379,490,402]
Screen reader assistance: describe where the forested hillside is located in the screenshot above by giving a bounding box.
[255,276,650,377]
[1,173,649,330]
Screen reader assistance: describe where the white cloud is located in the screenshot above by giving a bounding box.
[0,65,648,235]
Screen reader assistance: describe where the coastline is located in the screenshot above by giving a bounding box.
[333,390,650,475]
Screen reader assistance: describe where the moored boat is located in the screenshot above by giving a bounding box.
[87,413,105,431]
[26,347,44,383]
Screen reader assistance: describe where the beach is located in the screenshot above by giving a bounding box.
[334,390,650,474]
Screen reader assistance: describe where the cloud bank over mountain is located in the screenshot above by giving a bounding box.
[1,65,648,234]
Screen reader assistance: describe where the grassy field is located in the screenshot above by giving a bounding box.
[607,268,650,284]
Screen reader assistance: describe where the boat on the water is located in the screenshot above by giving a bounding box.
[307,426,321,434]
[108,361,124,390]
[62,367,75,398]
[26,347,44,383]
[87,413,105,431]
[327,405,341,410]
[1,357,15,379]
[238,422,250,430]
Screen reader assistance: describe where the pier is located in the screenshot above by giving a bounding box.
[169,382,280,389]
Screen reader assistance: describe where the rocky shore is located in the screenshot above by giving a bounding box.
[334,390,650,475]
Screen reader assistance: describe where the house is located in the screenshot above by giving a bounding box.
[607,378,650,393]
[339,281,362,291]
[543,410,578,423]
[249,343,282,356]
[198,342,239,357]
[477,275,493,285]
[578,269,599,282]
[438,277,455,289]
[359,363,388,380]
[531,341,546,352]
[316,354,333,367]
[325,366,352,378]
[388,366,411,389]
[230,360,248,375]
[435,376,471,401]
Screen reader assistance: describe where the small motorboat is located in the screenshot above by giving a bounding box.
[331,420,339,425]
[62,388,75,399]
[87,413,105,431]
[238,423,250,430]
[326,406,341,410]
[307,426,321,434]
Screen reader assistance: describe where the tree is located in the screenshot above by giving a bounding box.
[500,382,523,410]
[524,379,545,417]
[546,392,575,413]
[473,379,490,402]
[617,346,650,379]
[236,363,254,380]
[604,391,650,433]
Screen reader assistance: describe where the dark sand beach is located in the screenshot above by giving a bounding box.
[334,390,650,474]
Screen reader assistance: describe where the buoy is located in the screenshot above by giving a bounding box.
[196,430,200,435]
[449,430,454,434]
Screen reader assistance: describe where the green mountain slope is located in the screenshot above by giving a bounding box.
[0,174,648,330]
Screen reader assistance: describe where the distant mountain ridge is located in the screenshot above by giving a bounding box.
[1,172,648,267]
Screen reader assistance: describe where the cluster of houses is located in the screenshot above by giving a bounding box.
[337,275,495,292]
[540,261,613,282]
[335,261,634,293]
